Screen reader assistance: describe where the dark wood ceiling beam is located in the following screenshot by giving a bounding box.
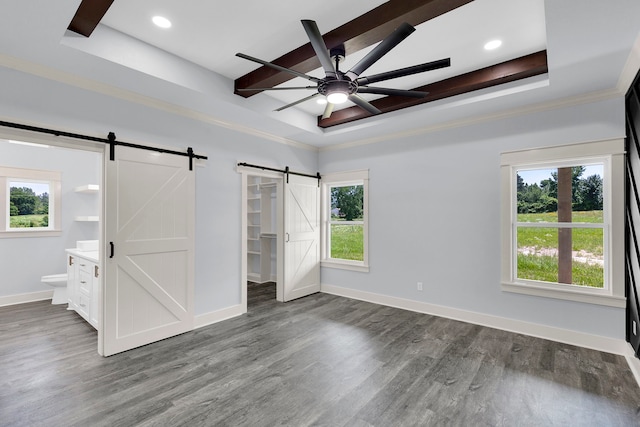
[234,0,474,97]
[67,0,115,37]
[318,50,548,128]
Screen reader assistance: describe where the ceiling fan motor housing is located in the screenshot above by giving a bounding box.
[318,79,357,97]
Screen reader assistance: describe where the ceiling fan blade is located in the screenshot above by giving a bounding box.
[348,94,382,115]
[345,22,415,81]
[236,53,321,83]
[301,20,337,79]
[356,58,451,86]
[321,102,334,119]
[357,87,428,98]
[274,93,320,112]
[237,86,316,91]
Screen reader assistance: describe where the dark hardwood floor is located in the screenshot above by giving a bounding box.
[2,282,640,426]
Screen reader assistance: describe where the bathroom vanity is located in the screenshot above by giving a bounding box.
[66,247,99,329]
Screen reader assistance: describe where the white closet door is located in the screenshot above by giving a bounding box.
[103,146,194,356]
[283,174,320,302]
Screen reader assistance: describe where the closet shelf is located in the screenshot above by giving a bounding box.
[247,176,278,284]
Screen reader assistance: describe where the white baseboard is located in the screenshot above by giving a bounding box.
[194,304,244,329]
[320,284,629,355]
[0,290,53,307]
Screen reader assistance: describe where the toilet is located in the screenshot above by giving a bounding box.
[41,273,68,304]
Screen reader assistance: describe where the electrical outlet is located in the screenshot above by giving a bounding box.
[634,320,637,336]
[417,282,423,291]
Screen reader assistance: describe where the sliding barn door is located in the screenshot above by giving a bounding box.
[103,146,194,356]
[283,174,320,302]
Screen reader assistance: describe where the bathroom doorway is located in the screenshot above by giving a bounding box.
[0,131,103,348]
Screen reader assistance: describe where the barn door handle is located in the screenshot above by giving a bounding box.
[285,233,290,242]
[109,242,114,258]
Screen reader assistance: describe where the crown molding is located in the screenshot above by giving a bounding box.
[4,27,640,156]
[617,30,640,94]
[320,31,640,152]
[0,53,318,152]
[319,87,622,152]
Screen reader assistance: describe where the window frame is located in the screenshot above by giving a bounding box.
[500,139,625,308]
[321,170,369,272]
[0,166,62,237]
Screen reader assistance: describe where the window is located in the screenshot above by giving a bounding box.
[321,170,369,272]
[0,166,61,237]
[500,139,625,307]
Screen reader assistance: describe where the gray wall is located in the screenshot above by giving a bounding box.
[0,141,100,296]
[0,65,318,315]
[319,96,626,340]
[0,34,627,339]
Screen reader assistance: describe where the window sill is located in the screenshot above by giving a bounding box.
[0,229,62,238]
[321,259,369,273]
[501,281,625,308]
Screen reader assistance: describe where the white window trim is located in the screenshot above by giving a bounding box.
[0,166,62,238]
[500,139,625,308]
[321,169,369,272]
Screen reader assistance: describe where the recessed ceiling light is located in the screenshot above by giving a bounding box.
[152,16,172,29]
[484,39,502,51]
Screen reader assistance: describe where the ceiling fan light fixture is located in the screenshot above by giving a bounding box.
[326,91,348,104]
[152,16,172,29]
[316,98,327,105]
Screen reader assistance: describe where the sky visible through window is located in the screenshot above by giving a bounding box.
[518,164,603,185]
[10,181,49,195]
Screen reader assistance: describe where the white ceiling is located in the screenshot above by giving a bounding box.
[101,0,547,117]
[1,0,639,149]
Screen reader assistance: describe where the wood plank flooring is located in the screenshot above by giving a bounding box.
[2,282,640,426]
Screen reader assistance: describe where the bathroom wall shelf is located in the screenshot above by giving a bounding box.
[74,184,99,222]
[74,216,99,222]
[74,184,99,193]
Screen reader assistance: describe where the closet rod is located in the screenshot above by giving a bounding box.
[0,120,207,170]
[237,162,321,183]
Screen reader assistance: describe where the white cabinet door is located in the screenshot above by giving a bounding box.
[283,174,320,302]
[103,146,195,356]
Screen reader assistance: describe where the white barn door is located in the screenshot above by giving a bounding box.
[103,146,194,356]
[283,174,320,302]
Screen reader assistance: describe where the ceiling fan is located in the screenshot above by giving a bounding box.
[236,20,451,119]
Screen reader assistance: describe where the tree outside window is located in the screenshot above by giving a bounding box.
[1,165,61,237]
[515,164,604,288]
[321,169,369,271]
[330,185,364,261]
[501,139,624,307]
[9,181,51,228]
